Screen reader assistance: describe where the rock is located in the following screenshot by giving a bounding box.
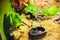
[53,12,60,24]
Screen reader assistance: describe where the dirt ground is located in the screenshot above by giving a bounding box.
[11,14,60,40]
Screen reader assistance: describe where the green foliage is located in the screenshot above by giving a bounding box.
[41,8,48,16]
[25,3,37,15]
[26,3,59,16]
[48,6,59,16]
[5,12,22,27]
[41,6,59,16]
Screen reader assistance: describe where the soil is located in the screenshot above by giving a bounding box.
[10,14,60,40]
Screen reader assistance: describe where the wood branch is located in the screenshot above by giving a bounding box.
[22,18,32,27]
[23,2,28,6]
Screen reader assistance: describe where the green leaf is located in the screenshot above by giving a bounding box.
[41,6,59,16]
[41,8,48,16]
[25,3,37,15]
[48,6,58,16]
[5,12,22,27]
